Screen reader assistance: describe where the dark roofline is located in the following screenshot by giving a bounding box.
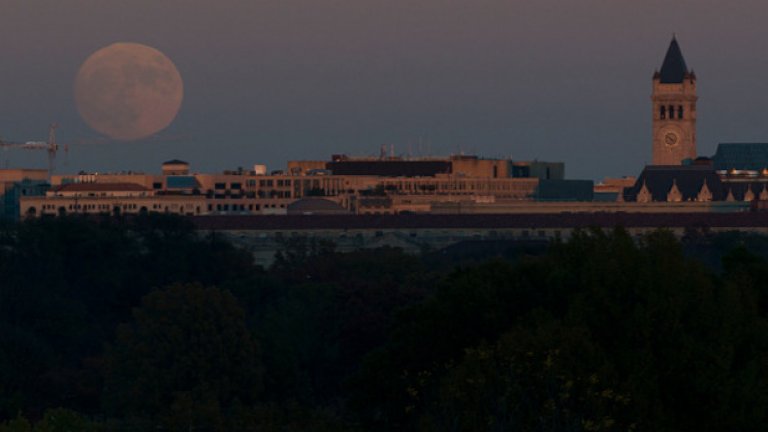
[53,183,150,192]
[657,37,691,84]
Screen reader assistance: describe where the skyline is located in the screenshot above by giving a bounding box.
[3,1,768,180]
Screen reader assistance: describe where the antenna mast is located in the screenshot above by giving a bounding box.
[47,123,58,175]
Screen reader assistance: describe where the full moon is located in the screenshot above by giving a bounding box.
[74,42,183,141]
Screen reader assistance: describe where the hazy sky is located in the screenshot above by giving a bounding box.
[2,0,768,180]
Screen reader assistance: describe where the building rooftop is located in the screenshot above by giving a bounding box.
[53,183,149,193]
[658,37,691,84]
[712,143,768,171]
[624,165,723,202]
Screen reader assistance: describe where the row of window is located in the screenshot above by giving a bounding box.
[660,105,686,120]
[208,203,287,212]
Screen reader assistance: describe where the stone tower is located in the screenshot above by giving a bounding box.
[651,37,697,165]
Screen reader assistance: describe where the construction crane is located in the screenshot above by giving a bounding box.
[0,123,62,175]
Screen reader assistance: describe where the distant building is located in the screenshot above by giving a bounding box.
[326,156,452,177]
[510,161,564,180]
[0,169,49,220]
[652,37,698,165]
[712,143,768,171]
[535,180,594,202]
[594,177,636,202]
[287,198,351,215]
[624,166,722,202]
[21,158,547,217]
[161,159,191,175]
[288,154,565,180]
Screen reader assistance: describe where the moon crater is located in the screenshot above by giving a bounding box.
[74,42,183,141]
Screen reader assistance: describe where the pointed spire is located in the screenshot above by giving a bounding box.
[637,180,652,203]
[658,36,690,83]
[760,185,768,201]
[744,185,756,202]
[696,180,712,202]
[667,179,683,202]
[725,188,736,202]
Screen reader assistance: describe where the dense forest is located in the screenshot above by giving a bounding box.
[1,215,768,431]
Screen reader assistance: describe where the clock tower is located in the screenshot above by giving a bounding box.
[652,36,697,165]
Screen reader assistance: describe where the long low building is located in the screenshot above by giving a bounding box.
[191,212,768,266]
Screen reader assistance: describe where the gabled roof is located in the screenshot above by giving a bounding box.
[658,37,690,83]
[623,165,723,202]
[722,182,766,201]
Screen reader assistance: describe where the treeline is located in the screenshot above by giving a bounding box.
[1,215,768,431]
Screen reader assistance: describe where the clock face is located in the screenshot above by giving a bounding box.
[658,126,683,148]
[664,132,679,146]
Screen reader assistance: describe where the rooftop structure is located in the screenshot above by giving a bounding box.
[652,37,698,165]
[657,36,693,84]
[624,165,723,202]
[712,143,768,171]
[289,154,564,180]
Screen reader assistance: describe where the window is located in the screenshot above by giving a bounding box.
[152,182,162,189]
[230,182,242,189]
[678,105,683,119]
[214,182,226,189]
[668,105,675,118]
[660,105,666,119]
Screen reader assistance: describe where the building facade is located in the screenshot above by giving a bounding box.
[652,37,697,165]
[21,158,554,217]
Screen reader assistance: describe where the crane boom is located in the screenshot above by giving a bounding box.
[0,124,61,176]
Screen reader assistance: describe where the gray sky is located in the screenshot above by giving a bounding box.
[2,0,768,180]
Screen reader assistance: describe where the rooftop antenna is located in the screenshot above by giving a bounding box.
[47,123,58,175]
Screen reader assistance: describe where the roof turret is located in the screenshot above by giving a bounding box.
[658,36,691,83]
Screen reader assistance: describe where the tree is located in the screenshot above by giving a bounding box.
[425,316,632,432]
[103,283,262,430]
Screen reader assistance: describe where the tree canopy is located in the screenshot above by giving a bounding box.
[2,216,768,431]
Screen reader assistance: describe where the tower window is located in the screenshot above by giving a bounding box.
[678,105,683,119]
[668,105,675,119]
[660,105,666,119]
